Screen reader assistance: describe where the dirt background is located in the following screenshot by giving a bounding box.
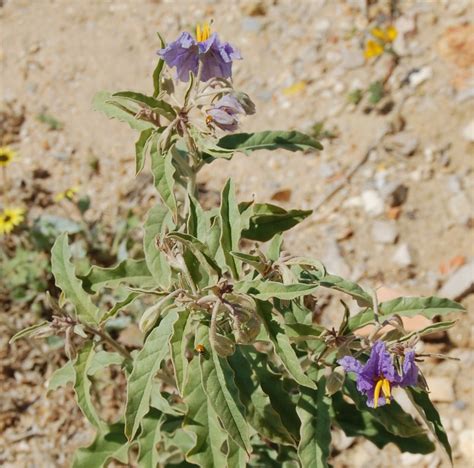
[1,0,473,466]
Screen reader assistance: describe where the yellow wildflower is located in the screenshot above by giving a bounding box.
[0,207,25,235]
[364,40,384,59]
[0,146,16,167]
[371,26,398,43]
[55,186,79,202]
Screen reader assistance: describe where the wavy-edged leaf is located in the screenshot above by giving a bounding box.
[52,233,100,325]
[235,279,317,301]
[48,360,75,393]
[92,91,155,131]
[151,142,178,218]
[80,259,152,294]
[137,408,164,468]
[242,347,300,439]
[135,128,154,175]
[348,296,464,332]
[332,392,435,454]
[226,439,247,468]
[296,369,331,468]
[183,357,227,466]
[144,205,174,289]
[125,309,179,439]
[407,387,452,461]
[241,203,312,242]
[113,91,176,120]
[169,309,191,396]
[257,301,316,389]
[216,130,323,154]
[72,423,129,468]
[219,179,241,278]
[87,351,124,376]
[9,321,49,344]
[197,327,251,453]
[229,347,295,445]
[101,292,141,324]
[74,341,105,431]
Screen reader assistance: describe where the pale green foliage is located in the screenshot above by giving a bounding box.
[16,29,464,468]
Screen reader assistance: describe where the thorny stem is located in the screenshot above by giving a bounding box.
[84,324,132,361]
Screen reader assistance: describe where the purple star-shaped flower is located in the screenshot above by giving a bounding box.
[206,94,245,131]
[158,28,241,83]
[338,341,418,408]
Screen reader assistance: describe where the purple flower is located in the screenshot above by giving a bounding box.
[338,341,418,408]
[158,24,241,82]
[206,94,245,131]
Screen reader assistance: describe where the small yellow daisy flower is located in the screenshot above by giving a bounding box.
[0,146,16,167]
[364,39,384,59]
[371,26,398,43]
[0,207,25,235]
[55,186,80,202]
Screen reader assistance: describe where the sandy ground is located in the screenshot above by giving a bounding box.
[1,0,473,466]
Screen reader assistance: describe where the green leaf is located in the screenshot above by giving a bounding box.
[151,142,178,218]
[80,259,152,294]
[344,378,426,438]
[229,347,295,445]
[9,321,49,344]
[231,251,267,275]
[113,91,176,120]
[74,341,105,431]
[87,351,124,376]
[257,301,316,389]
[267,233,283,262]
[152,32,166,98]
[187,195,210,241]
[135,128,154,175]
[137,408,164,468]
[125,309,179,439]
[235,280,318,300]
[72,423,129,468]
[241,203,312,242]
[219,179,242,278]
[197,327,251,453]
[48,361,75,393]
[348,296,465,332]
[241,347,300,439]
[183,357,227,466]
[144,205,174,289]
[51,233,100,325]
[92,91,155,131]
[226,439,247,468]
[296,369,331,468]
[169,309,191,396]
[407,387,452,461]
[101,292,141,324]
[396,320,457,343]
[215,131,322,154]
[332,392,435,454]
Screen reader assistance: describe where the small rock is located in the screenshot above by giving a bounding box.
[447,175,462,194]
[448,192,473,225]
[426,376,455,402]
[322,240,351,278]
[461,120,474,142]
[408,66,433,87]
[371,220,398,244]
[393,15,417,56]
[341,49,365,70]
[315,18,330,34]
[241,17,263,33]
[392,243,413,267]
[361,189,385,216]
[458,429,474,460]
[385,132,419,156]
[439,261,474,300]
[381,182,409,207]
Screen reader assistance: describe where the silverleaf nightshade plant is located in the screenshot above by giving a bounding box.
[11,23,464,467]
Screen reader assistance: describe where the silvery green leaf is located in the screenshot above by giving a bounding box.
[9,321,50,344]
[87,351,124,376]
[234,279,317,300]
[113,91,176,120]
[47,361,75,393]
[135,128,154,175]
[137,408,164,468]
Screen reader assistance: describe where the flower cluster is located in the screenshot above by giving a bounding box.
[338,341,418,408]
[158,23,241,82]
[364,25,397,59]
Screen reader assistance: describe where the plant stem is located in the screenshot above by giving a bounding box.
[85,324,132,360]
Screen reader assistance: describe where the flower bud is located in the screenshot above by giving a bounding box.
[235,91,256,115]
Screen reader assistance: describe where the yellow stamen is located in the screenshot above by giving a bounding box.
[382,378,391,404]
[373,379,384,408]
[196,22,211,42]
